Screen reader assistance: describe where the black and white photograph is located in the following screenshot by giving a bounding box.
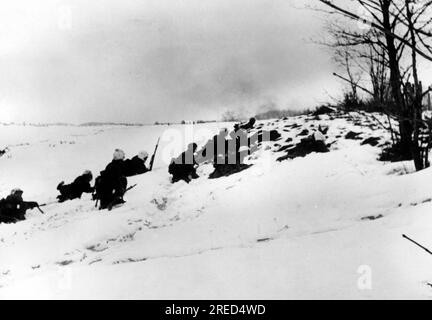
[1,0,432,302]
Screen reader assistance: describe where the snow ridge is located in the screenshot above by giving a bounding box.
[1,111,432,299]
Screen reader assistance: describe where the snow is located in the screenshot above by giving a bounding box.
[1,113,432,299]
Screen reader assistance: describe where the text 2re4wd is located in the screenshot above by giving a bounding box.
[164,304,266,317]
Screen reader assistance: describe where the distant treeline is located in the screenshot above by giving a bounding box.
[79,122,145,127]
[221,107,312,122]
[154,120,218,125]
[0,122,74,127]
[0,122,147,127]
[254,108,312,120]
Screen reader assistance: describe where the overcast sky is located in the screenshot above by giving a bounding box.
[0,0,342,124]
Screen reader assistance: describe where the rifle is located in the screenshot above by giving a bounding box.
[149,137,161,171]
[26,202,45,214]
[126,184,137,193]
[39,200,59,207]
[35,205,45,214]
[403,234,432,255]
[93,182,138,209]
[106,184,138,211]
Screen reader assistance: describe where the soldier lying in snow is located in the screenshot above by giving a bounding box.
[57,170,94,202]
[209,137,251,179]
[169,143,199,184]
[124,151,149,177]
[234,117,256,132]
[0,189,40,224]
[196,128,229,164]
[195,121,257,179]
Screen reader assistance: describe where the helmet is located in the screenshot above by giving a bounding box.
[113,149,125,160]
[83,170,93,181]
[138,151,149,160]
[10,188,23,195]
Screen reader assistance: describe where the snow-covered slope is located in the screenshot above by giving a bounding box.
[1,112,432,299]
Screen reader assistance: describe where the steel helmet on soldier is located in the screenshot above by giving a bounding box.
[10,188,23,195]
[113,149,125,160]
[83,170,93,181]
[138,151,149,160]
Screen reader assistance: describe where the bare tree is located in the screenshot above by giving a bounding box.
[325,21,389,108]
[318,0,432,170]
[333,46,361,104]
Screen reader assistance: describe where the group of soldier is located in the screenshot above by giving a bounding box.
[168,117,258,181]
[0,149,152,224]
[0,118,258,224]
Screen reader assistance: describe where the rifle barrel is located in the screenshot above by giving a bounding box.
[149,137,160,171]
[39,201,58,207]
[36,206,45,214]
[403,234,432,255]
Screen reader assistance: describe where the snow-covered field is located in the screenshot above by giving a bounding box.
[1,112,432,299]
